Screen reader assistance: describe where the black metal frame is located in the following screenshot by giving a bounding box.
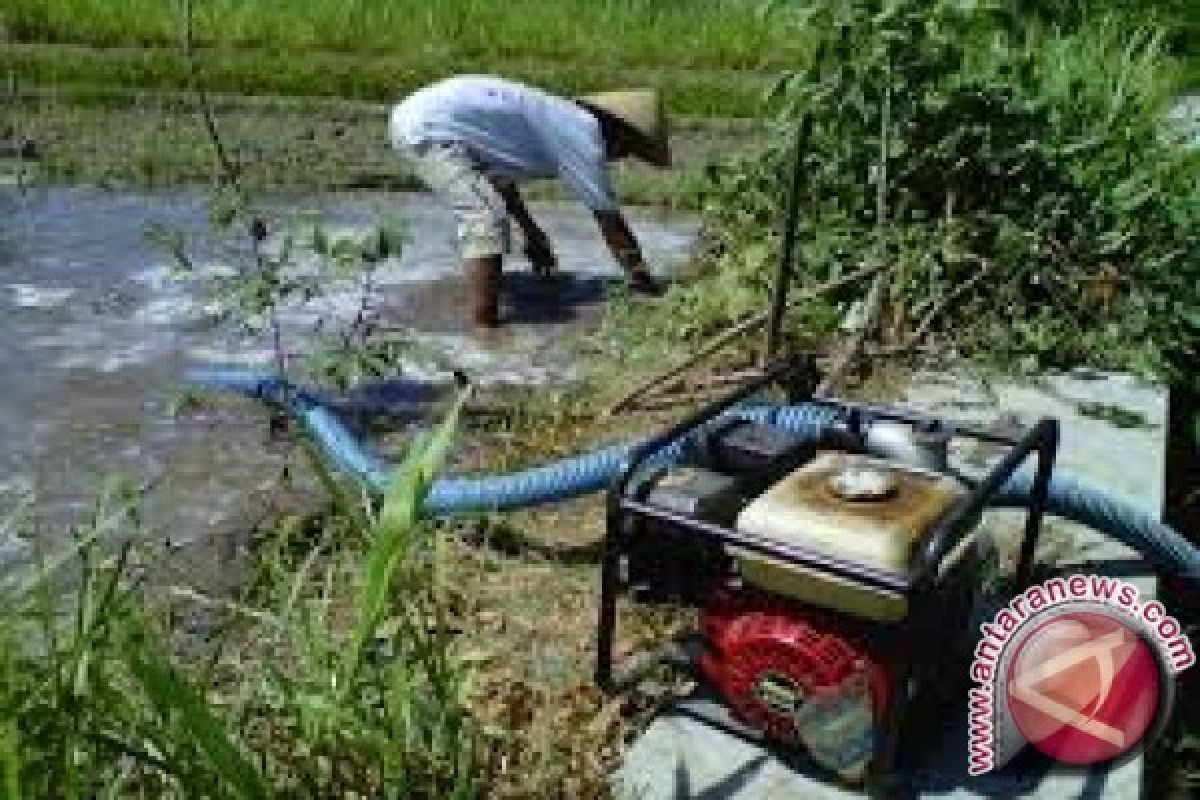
[594,358,1059,794]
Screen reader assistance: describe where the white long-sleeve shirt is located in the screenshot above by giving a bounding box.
[389,75,617,211]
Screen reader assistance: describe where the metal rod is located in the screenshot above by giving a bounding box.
[595,500,621,690]
[869,660,913,797]
[1016,419,1059,588]
[764,111,814,363]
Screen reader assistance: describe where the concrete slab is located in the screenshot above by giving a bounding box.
[616,691,1125,799]
[616,371,1165,800]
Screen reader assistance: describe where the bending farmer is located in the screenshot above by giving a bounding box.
[390,75,671,327]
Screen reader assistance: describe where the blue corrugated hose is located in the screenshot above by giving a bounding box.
[184,366,1200,584]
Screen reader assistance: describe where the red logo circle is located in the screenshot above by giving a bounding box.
[1006,611,1160,765]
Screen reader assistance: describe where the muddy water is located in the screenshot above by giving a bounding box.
[0,186,696,571]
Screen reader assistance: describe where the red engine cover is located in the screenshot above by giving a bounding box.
[699,585,893,746]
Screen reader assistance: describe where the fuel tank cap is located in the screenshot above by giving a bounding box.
[827,466,899,502]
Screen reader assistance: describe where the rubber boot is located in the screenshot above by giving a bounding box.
[466,256,502,328]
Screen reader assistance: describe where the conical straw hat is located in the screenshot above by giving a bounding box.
[580,89,670,167]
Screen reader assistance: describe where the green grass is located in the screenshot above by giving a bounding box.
[3,0,806,71]
[0,1,805,118]
[0,42,772,117]
[0,400,488,797]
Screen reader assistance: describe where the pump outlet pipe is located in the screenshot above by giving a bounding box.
[184,366,1200,585]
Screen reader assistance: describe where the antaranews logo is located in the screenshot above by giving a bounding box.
[967,574,1194,775]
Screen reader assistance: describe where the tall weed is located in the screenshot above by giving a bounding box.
[643,0,1197,377]
[0,395,482,798]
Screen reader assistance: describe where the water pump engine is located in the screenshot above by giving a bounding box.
[699,451,969,778]
[596,364,1057,795]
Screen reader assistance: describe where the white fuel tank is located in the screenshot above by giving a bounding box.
[732,452,967,620]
